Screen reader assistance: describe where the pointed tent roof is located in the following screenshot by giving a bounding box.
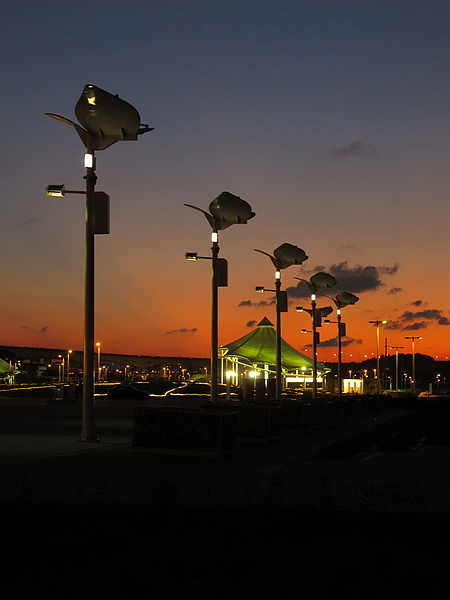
[220,317,330,373]
[0,357,12,373]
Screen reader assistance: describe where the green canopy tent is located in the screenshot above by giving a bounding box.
[219,317,330,376]
[0,358,12,373]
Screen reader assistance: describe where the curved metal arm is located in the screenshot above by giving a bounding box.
[254,248,280,270]
[184,203,216,229]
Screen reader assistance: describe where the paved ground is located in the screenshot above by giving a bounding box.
[2,395,450,599]
[1,395,450,511]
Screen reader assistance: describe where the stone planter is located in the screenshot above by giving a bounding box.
[202,402,281,442]
[279,400,310,433]
[132,407,238,457]
[236,404,281,442]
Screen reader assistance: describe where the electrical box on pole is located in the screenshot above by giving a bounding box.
[215,258,228,287]
[93,192,110,234]
[279,290,288,312]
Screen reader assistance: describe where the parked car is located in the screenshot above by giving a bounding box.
[106,384,149,400]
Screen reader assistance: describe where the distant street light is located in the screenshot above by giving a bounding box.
[296,272,336,398]
[58,355,64,383]
[390,345,404,391]
[46,85,152,441]
[255,243,308,402]
[369,319,387,394]
[67,349,73,383]
[405,336,422,395]
[185,192,255,402]
[96,342,101,383]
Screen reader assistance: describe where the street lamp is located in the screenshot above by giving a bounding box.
[255,243,308,402]
[296,272,336,398]
[390,346,404,391]
[58,355,64,383]
[67,349,73,383]
[324,292,359,396]
[185,192,255,402]
[96,342,101,383]
[46,85,152,441]
[405,336,422,395]
[369,319,387,394]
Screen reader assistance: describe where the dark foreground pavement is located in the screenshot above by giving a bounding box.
[2,395,450,598]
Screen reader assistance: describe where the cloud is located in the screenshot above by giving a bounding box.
[410,300,426,307]
[286,261,399,299]
[246,320,257,328]
[403,322,428,331]
[238,298,275,308]
[389,287,402,294]
[166,328,198,335]
[385,308,450,331]
[21,325,48,334]
[332,140,375,158]
[301,337,363,349]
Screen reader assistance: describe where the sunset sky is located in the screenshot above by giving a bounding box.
[1,1,449,362]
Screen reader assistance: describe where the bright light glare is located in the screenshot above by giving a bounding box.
[211,232,218,243]
[84,153,94,168]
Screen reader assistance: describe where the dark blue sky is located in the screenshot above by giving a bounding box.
[1,1,449,359]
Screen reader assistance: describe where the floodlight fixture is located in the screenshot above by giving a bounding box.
[255,286,265,293]
[46,185,65,197]
[46,185,86,197]
[185,252,198,261]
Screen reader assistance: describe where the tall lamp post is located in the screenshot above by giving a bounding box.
[96,342,101,383]
[390,345,404,391]
[67,349,73,383]
[255,244,308,402]
[405,336,422,395]
[296,272,336,398]
[324,292,359,396]
[185,192,255,402]
[369,319,387,394]
[46,85,152,441]
[59,355,64,383]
